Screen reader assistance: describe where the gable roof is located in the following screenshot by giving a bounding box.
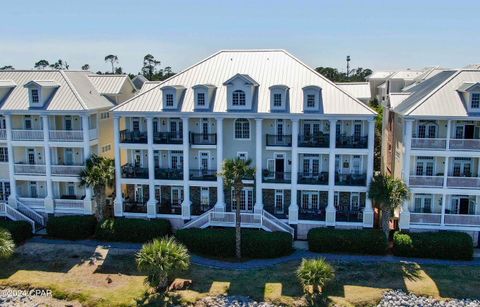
[24,80,60,88]
[132,75,148,90]
[87,74,133,95]
[335,82,371,101]
[113,50,375,116]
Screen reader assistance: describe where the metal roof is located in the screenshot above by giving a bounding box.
[335,82,371,100]
[0,80,16,88]
[132,75,148,90]
[87,74,131,95]
[113,50,375,116]
[366,71,394,79]
[138,81,162,93]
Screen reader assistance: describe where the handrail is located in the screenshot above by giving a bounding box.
[5,204,36,233]
[263,210,294,236]
[183,210,211,228]
[16,199,45,226]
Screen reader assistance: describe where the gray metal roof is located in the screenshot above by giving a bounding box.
[132,75,148,91]
[113,50,375,116]
[335,82,371,100]
[87,74,131,95]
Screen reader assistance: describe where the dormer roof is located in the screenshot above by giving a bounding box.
[223,73,259,86]
[192,84,217,90]
[457,82,480,93]
[24,80,60,88]
[0,80,17,88]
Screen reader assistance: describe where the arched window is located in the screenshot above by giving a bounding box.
[232,90,246,106]
[234,118,250,139]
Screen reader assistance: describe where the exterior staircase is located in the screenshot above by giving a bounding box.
[0,199,46,233]
[183,209,294,236]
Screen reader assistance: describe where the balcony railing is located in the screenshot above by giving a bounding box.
[410,213,442,225]
[158,202,182,215]
[446,176,480,189]
[298,134,329,148]
[120,130,147,144]
[444,214,480,226]
[124,201,148,214]
[335,173,367,186]
[335,210,363,223]
[12,129,44,141]
[449,139,480,151]
[190,133,217,145]
[298,172,328,185]
[336,136,368,149]
[189,169,217,181]
[89,129,98,140]
[51,165,83,176]
[121,164,149,179]
[262,170,291,183]
[155,168,183,180]
[18,197,45,209]
[299,207,326,221]
[153,132,183,144]
[409,176,444,188]
[0,129,6,140]
[49,130,83,142]
[411,138,447,150]
[14,164,46,175]
[54,199,84,211]
[266,134,292,147]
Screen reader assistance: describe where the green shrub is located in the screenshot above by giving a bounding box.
[393,231,473,260]
[307,228,387,255]
[0,228,15,259]
[46,215,97,240]
[297,258,335,294]
[0,220,33,244]
[136,237,190,290]
[175,228,293,258]
[95,218,171,243]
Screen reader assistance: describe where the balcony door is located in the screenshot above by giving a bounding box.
[418,123,436,138]
[199,151,209,171]
[231,187,253,212]
[415,157,434,176]
[64,116,72,131]
[201,118,210,141]
[169,119,183,139]
[27,148,36,165]
[24,116,32,130]
[133,150,143,167]
[302,155,320,177]
[274,190,284,214]
[64,148,73,165]
[134,185,144,204]
[455,123,475,140]
[276,119,284,142]
[353,122,362,140]
[452,158,471,177]
[171,187,184,208]
[275,153,285,179]
[452,197,472,215]
[132,118,140,132]
[303,121,320,136]
[29,181,38,198]
[301,191,319,211]
[170,151,183,170]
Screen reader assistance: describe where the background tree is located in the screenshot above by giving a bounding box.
[104,54,119,74]
[142,54,161,80]
[81,64,90,71]
[218,158,255,259]
[79,155,115,221]
[34,60,50,70]
[0,229,15,259]
[49,59,69,70]
[315,66,372,82]
[0,65,14,70]
[368,174,409,238]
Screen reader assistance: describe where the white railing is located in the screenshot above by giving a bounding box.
[0,202,5,216]
[210,211,236,224]
[449,139,480,151]
[411,138,447,150]
[263,210,295,236]
[49,130,83,142]
[0,129,6,140]
[447,177,480,189]
[240,213,262,225]
[444,214,480,226]
[18,198,45,210]
[183,210,211,228]
[51,165,83,176]
[89,129,98,140]
[12,129,44,141]
[14,164,46,175]
[54,199,84,211]
[409,176,443,187]
[5,204,35,233]
[16,199,45,227]
[410,213,442,225]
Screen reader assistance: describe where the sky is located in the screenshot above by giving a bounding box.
[1,0,479,74]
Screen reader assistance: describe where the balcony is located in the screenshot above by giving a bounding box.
[158,202,182,215]
[266,134,292,147]
[444,214,480,226]
[409,176,444,188]
[298,172,328,185]
[189,169,217,181]
[153,132,182,144]
[262,170,291,183]
[124,201,148,214]
[298,134,329,148]
[190,133,217,145]
[51,165,84,176]
[447,176,480,189]
[0,129,6,140]
[299,208,326,221]
[121,164,149,179]
[14,164,46,175]
[411,138,447,150]
[335,173,367,186]
[410,213,442,225]
[449,139,480,151]
[54,199,84,211]
[336,210,363,223]
[336,136,368,149]
[120,130,147,144]
[49,130,83,142]
[155,168,183,180]
[12,129,43,141]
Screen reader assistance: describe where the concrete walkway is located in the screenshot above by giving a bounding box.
[27,237,480,270]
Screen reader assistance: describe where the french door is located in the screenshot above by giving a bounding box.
[170,119,183,139]
[302,155,320,176]
[231,188,253,212]
[301,191,319,210]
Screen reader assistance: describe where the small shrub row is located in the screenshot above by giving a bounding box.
[95,218,171,243]
[393,231,473,260]
[46,215,97,240]
[308,228,388,255]
[175,228,293,258]
[0,220,33,244]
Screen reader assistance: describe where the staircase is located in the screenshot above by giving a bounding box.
[183,209,294,237]
[16,199,46,231]
[0,200,46,233]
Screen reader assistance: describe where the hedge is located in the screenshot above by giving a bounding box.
[175,228,293,258]
[393,231,473,260]
[308,228,388,255]
[95,218,171,243]
[46,215,97,240]
[0,220,33,244]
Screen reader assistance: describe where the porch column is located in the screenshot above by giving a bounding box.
[363,118,375,227]
[113,116,123,217]
[5,115,17,208]
[82,114,93,215]
[399,119,414,230]
[254,118,263,213]
[215,118,225,211]
[446,120,451,150]
[43,115,54,214]
[181,117,191,219]
[146,117,156,218]
[288,118,299,224]
[326,119,337,226]
[441,193,447,227]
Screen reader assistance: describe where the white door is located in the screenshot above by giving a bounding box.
[170,119,183,139]
[29,182,38,198]
[27,149,35,165]
[199,151,209,171]
[231,188,253,212]
[202,118,209,141]
[276,119,284,142]
[64,116,72,131]
[274,190,284,214]
[65,148,73,165]
[170,151,183,170]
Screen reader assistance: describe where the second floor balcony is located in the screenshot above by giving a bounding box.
[120,130,147,144]
[14,163,46,176]
[446,176,480,189]
[449,139,480,151]
[262,170,291,183]
[51,165,84,177]
[153,132,183,144]
[335,173,367,186]
[266,134,292,147]
[409,175,444,188]
[298,134,329,148]
[336,136,368,149]
[189,169,217,181]
[0,129,6,140]
[12,129,44,141]
[121,164,149,179]
[49,130,83,142]
[298,172,328,185]
[155,168,183,180]
[190,133,217,146]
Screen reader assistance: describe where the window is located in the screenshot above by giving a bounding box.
[307,94,315,108]
[0,148,8,162]
[234,118,250,139]
[0,182,10,201]
[31,89,39,103]
[273,93,282,107]
[274,190,284,214]
[197,93,205,106]
[171,187,184,207]
[472,93,480,109]
[165,94,174,107]
[100,112,110,120]
[232,90,246,106]
[101,144,111,153]
[67,182,75,196]
[200,187,210,211]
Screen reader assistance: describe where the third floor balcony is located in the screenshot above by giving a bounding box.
[190,133,217,146]
[266,134,292,147]
[120,129,147,144]
[336,135,368,149]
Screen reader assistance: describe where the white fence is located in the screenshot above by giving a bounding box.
[49,130,83,142]
[12,130,44,141]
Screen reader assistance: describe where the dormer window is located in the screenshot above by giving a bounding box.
[471,93,480,109]
[31,89,40,103]
[303,85,322,112]
[165,94,174,107]
[224,74,258,111]
[192,84,216,110]
[307,94,315,108]
[233,90,246,106]
[269,85,289,111]
[273,93,282,107]
[161,85,185,110]
[197,93,205,106]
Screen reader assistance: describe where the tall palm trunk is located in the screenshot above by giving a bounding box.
[234,182,242,259]
[381,207,391,239]
[94,185,105,221]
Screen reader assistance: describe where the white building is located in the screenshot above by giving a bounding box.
[111,50,377,238]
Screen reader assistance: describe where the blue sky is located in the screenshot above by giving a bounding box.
[1,0,479,74]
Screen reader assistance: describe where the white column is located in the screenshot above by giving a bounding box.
[113,116,123,217]
[146,117,156,218]
[5,115,17,208]
[363,119,375,227]
[254,118,263,213]
[399,119,413,230]
[181,117,191,219]
[446,120,451,150]
[288,118,299,224]
[215,118,225,211]
[43,115,54,214]
[81,114,93,215]
[326,119,337,226]
[441,193,446,227]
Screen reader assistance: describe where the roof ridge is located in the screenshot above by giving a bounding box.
[59,70,89,111]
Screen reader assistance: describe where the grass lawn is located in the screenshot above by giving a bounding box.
[1,242,479,306]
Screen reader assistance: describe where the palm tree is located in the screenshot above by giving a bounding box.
[34,60,49,70]
[218,158,255,259]
[0,229,14,259]
[79,155,115,221]
[104,54,118,74]
[368,174,410,238]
